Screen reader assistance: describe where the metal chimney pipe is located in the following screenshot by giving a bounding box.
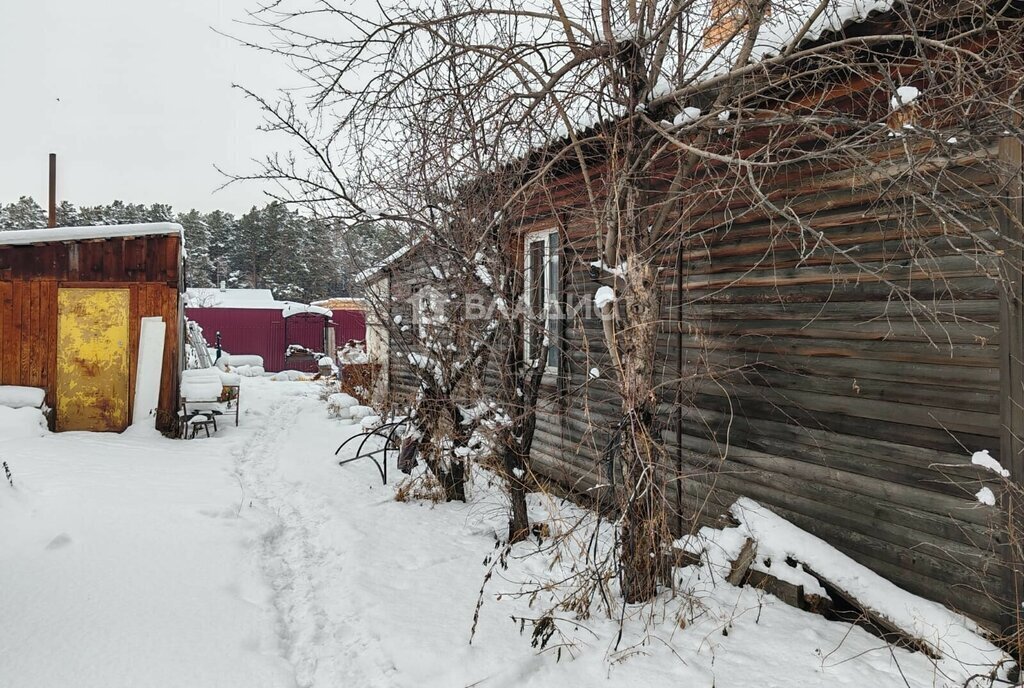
[48,153,57,228]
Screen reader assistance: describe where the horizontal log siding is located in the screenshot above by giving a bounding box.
[520,146,1009,628]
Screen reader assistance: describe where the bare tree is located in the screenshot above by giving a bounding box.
[235,0,1024,617]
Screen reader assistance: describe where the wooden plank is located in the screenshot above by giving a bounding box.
[14,281,25,386]
[28,280,40,389]
[727,538,757,585]
[801,563,941,659]
[0,281,9,382]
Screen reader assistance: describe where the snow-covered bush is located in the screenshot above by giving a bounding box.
[326,393,359,419]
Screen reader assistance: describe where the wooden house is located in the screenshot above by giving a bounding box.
[0,223,183,432]
[367,2,1024,630]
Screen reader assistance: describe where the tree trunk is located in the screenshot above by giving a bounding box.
[502,442,530,542]
[616,259,667,603]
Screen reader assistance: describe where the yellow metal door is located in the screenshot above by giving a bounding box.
[56,288,130,431]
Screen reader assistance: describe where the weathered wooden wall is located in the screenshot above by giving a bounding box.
[508,140,1013,629]
[0,234,182,431]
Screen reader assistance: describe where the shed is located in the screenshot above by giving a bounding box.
[0,223,184,432]
[185,288,334,372]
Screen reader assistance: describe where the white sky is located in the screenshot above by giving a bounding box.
[0,1,305,215]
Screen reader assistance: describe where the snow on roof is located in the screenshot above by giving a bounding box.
[0,222,183,246]
[186,288,280,309]
[283,303,333,318]
[186,288,334,317]
[354,242,420,283]
[513,0,897,143]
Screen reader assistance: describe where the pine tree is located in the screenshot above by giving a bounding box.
[55,200,81,227]
[177,209,214,288]
[0,196,354,302]
[2,197,47,229]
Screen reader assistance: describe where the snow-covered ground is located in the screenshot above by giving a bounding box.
[0,379,1005,687]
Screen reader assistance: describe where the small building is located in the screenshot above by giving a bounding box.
[185,287,335,372]
[0,223,184,432]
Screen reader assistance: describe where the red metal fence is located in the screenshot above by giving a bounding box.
[186,307,367,372]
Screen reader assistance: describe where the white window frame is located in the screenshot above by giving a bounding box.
[523,228,560,373]
[412,284,446,341]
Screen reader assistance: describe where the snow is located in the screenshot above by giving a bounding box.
[360,415,382,431]
[338,342,370,365]
[971,449,1009,478]
[232,365,266,378]
[0,222,182,246]
[672,106,702,125]
[730,498,1007,679]
[0,379,1008,688]
[326,393,359,419]
[348,405,374,420]
[186,288,279,309]
[180,368,224,401]
[975,487,996,506]
[890,85,921,110]
[270,370,312,382]
[589,259,627,277]
[219,370,243,386]
[540,0,897,137]
[354,242,418,283]
[187,290,330,319]
[0,406,49,439]
[0,385,46,409]
[228,354,265,368]
[282,303,333,318]
[594,285,616,310]
[0,403,293,687]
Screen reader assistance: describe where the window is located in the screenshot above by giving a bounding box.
[411,284,446,341]
[523,228,560,372]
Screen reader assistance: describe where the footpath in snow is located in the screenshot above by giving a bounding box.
[0,378,1008,687]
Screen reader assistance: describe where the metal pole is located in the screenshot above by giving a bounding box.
[48,153,57,228]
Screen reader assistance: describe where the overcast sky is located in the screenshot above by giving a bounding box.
[0,1,302,215]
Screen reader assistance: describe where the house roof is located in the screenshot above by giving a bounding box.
[354,241,422,284]
[186,288,280,309]
[0,222,183,247]
[312,297,368,312]
[185,288,333,317]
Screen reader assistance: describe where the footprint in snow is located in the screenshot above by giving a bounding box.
[45,533,72,550]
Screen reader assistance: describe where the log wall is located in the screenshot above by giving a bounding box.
[517,143,1013,629]
[378,142,1017,629]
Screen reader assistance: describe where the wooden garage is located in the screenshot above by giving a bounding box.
[0,223,183,432]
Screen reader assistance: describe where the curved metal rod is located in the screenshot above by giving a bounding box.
[337,430,401,486]
[334,418,413,486]
[337,430,393,464]
[369,457,386,484]
[335,420,406,455]
[335,432,367,455]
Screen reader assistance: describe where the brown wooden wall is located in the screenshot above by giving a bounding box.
[510,142,1013,629]
[0,234,182,431]
[376,129,1021,627]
